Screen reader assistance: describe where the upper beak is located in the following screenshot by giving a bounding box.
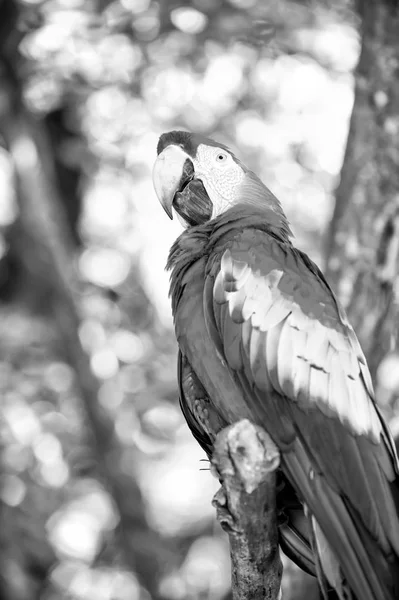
[152,145,193,219]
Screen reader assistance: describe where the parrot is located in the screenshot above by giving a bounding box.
[152,130,399,600]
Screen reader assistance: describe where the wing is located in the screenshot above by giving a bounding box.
[179,350,322,582]
[203,227,399,600]
[178,350,227,458]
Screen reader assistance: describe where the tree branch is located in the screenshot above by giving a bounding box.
[211,420,282,600]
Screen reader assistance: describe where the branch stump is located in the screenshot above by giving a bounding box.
[211,419,282,600]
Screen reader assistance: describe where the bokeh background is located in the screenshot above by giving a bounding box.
[0,1,398,599]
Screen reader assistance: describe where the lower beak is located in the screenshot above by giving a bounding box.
[152,145,193,219]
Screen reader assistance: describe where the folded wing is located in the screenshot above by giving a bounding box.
[203,227,399,600]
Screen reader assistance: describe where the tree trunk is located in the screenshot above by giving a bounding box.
[0,2,171,596]
[324,0,399,380]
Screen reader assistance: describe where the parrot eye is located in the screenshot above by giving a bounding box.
[216,152,228,163]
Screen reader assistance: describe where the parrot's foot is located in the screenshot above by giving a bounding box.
[211,419,282,600]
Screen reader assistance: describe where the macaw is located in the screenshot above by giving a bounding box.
[152,130,399,600]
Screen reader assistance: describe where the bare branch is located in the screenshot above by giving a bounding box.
[212,420,282,600]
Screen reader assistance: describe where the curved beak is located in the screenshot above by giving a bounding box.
[152,145,193,219]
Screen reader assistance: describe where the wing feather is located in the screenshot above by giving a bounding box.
[249,325,270,392]
[277,318,295,397]
[265,322,285,393]
[261,293,291,330]
[309,365,329,405]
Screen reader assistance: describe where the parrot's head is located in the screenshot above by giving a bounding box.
[152,130,288,229]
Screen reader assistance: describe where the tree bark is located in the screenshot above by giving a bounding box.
[212,420,282,600]
[324,0,399,380]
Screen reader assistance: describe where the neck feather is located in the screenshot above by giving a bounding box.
[227,170,292,239]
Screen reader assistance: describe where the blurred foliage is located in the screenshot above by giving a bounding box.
[0,0,397,599]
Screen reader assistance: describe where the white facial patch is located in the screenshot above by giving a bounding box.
[193,144,245,216]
